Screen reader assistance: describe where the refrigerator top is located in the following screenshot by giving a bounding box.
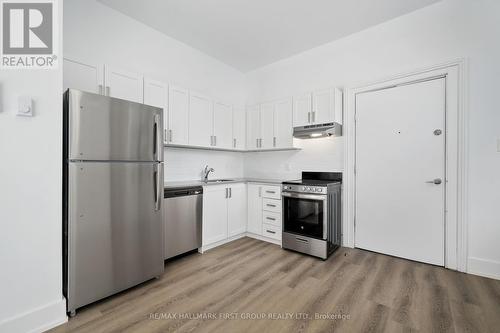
[64,89,164,162]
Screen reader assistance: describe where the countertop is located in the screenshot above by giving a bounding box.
[164,178,288,190]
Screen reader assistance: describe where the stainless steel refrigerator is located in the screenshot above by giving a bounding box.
[63,89,164,316]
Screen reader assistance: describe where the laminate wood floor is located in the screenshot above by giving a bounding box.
[50,237,500,333]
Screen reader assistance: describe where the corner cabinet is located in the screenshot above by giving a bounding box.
[293,88,343,127]
[246,99,293,151]
[202,183,247,249]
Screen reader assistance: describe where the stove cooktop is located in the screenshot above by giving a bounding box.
[282,171,342,186]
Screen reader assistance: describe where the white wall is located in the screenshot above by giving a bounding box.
[0,1,67,332]
[64,0,247,182]
[244,0,500,279]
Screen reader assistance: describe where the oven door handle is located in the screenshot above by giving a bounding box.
[281,192,327,201]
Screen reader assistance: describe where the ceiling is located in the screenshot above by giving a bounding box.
[98,0,441,72]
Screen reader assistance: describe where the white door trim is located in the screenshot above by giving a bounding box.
[344,59,468,271]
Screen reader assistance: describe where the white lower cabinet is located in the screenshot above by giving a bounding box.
[247,183,282,242]
[202,183,247,248]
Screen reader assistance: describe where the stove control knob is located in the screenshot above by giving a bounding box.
[305,187,310,191]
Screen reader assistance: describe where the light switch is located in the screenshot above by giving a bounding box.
[17,96,33,117]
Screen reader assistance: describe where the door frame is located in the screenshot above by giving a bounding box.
[344,59,468,271]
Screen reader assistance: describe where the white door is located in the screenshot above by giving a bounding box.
[202,186,228,246]
[63,57,103,94]
[143,78,168,141]
[228,184,247,237]
[213,101,233,149]
[246,105,260,150]
[293,93,312,127]
[312,88,334,124]
[273,98,293,148]
[247,184,262,235]
[104,65,143,103]
[260,102,274,149]
[168,85,189,145]
[355,78,445,266]
[189,92,213,147]
[232,108,246,150]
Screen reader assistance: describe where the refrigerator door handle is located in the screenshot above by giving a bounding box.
[153,114,162,161]
[154,164,162,211]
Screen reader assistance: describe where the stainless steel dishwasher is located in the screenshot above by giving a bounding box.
[163,186,203,259]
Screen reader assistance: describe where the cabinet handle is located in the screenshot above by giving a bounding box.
[312,111,316,123]
[273,137,276,147]
[308,112,311,123]
[164,129,167,142]
[266,204,276,208]
[169,129,173,142]
[214,135,217,146]
[233,138,236,148]
[106,86,110,96]
[266,230,276,234]
[98,84,103,95]
[229,188,232,198]
[260,138,262,148]
[266,191,276,194]
[225,188,228,198]
[256,138,258,148]
[266,217,276,221]
[258,187,262,197]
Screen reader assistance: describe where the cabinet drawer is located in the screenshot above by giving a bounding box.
[262,198,281,213]
[262,185,281,199]
[262,223,281,240]
[262,211,281,227]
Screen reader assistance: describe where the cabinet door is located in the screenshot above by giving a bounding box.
[213,101,233,149]
[260,103,274,149]
[312,88,334,124]
[273,98,293,148]
[293,93,312,127]
[246,105,260,150]
[227,184,247,237]
[63,57,103,94]
[202,186,228,246]
[168,85,189,145]
[232,108,246,150]
[104,65,143,103]
[189,92,213,147]
[144,79,168,142]
[247,184,262,235]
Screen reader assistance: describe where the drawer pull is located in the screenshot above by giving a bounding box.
[296,237,309,243]
[266,191,276,194]
[266,230,276,234]
[266,217,276,221]
[266,204,276,207]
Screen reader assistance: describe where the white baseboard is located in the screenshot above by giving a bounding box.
[468,257,500,280]
[200,233,246,253]
[246,232,282,246]
[0,297,67,333]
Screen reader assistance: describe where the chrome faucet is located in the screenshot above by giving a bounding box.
[203,165,215,183]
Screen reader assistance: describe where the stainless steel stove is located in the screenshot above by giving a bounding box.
[282,172,342,259]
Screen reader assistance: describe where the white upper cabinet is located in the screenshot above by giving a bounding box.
[260,102,274,149]
[273,98,293,148]
[189,92,213,147]
[144,78,168,142]
[232,108,246,150]
[293,93,312,127]
[168,85,189,145]
[227,184,247,237]
[104,65,143,103]
[213,101,233,149]
[246,104,260,150]
[294,88,343,126]
[63,57,104,94]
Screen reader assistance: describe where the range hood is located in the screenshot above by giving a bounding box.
[293,122,342,139]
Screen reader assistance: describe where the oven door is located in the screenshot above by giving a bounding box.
[282,192,327,240]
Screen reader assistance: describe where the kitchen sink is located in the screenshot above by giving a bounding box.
[205,179,234,183]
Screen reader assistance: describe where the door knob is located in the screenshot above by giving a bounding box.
[426,178,442,185]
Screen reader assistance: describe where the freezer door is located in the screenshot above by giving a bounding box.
[67,89,163,161]
[67,161,164,312]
